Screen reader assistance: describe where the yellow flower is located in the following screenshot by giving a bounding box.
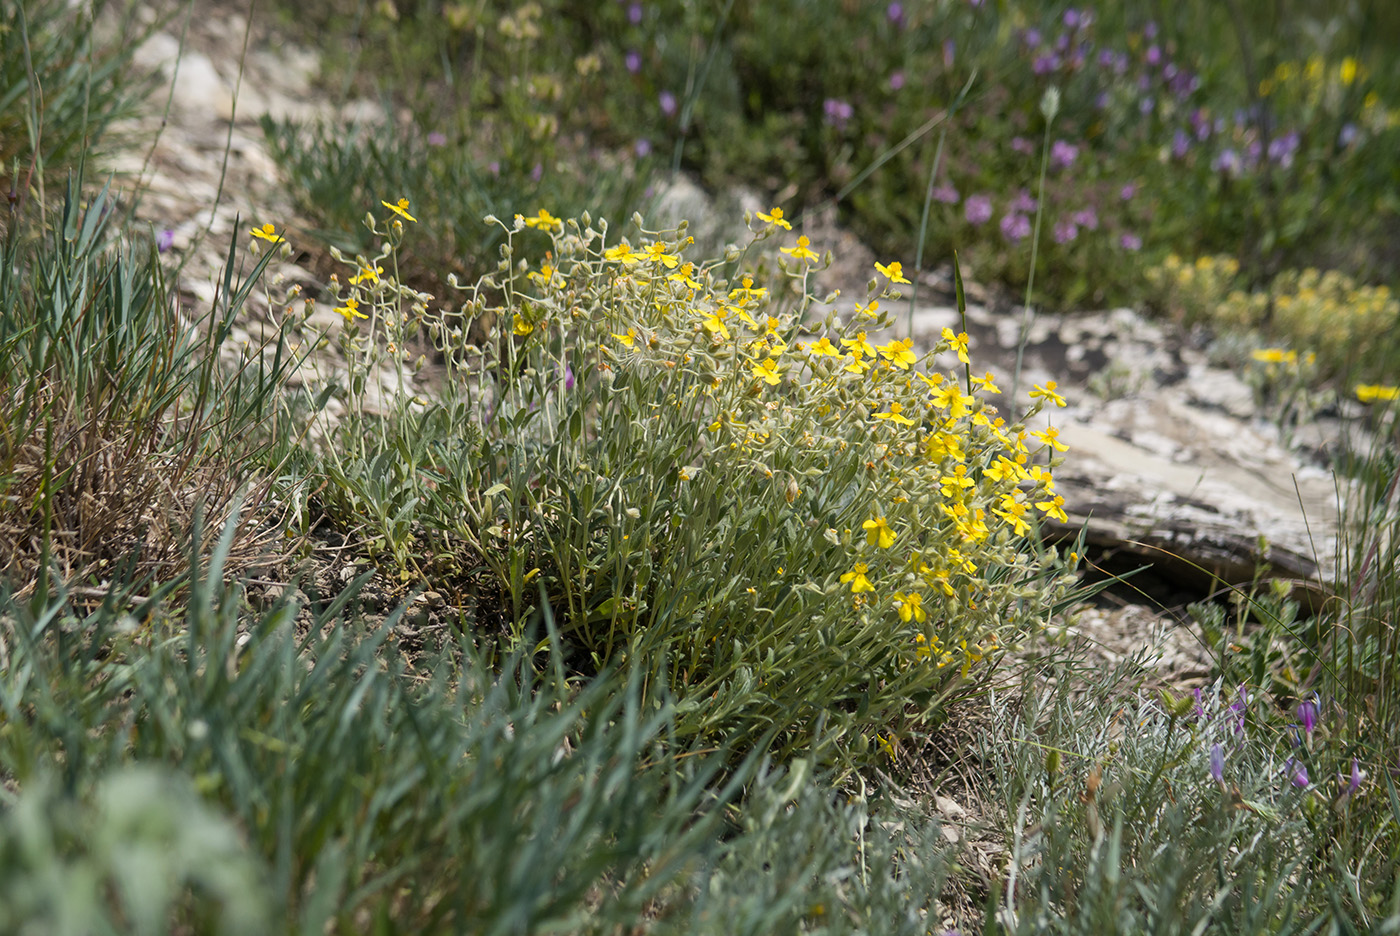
[381,198,417,222]
[880,339,917,370]
[930,383,971,418]
[702,308,731,342]
[513,313,535,336]
[844,350,872,376]
[781,236,819,262]
[892,591,926,623]
[938,466,976,498]
[842,331,876,358]
[1031,425,1069,452]
[807,336,840,356]
[335,297,368,321]
[349,264,383,286]
[604,243,642,264]
[874,402,915,426]
[669,262,704,290]
[729,275,768,303]
[875,260,911,284]
[970,371,1001,394]
[840,562,876,594]
[249,223,283,243]
[1029,381,1067,407]
[612,328,637,347]
[993,496,1032,536]
[523,208,562,231]
[756,206,792,230]
[1356,383,1400,403]
[941,327,971,364]
[1251,347,1297,364]
[863,516,897,549]
[1340,57,1359,86]
[751,357,782,385]
[643,241,681,269]
[926,431,965,463]
[1036,494,1069,523]
[855,299,880,318]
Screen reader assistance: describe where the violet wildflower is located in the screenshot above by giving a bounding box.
[1193,686,1206,720]
[1139,97,1155,115]
[1071,207,1098,230]
[1338,758,1365,802]
[1055,32,1070,53]
[1120,182,1137,201]
[1098,49,1117,69]
[1095,92,1110,109]
[564,363,576,391]
[943,38,955,69]
[531,162,543,182]
[887,2,904,27]
[1146,45,1161,67]
[1339,122,1358,146]
[659,91,678,117]
[625,49,642,74]
[1172,128,1190,159]
[488,160,501,176]
[1230,684,1249,736]
[964,194,993,225]
[1052,139,1080,170]
[889,71,905,91]
[1119,232,1142,251]
[628,2,642,24]
[156,228,175,253]
[1210,743,1225,785]
[1063,8,1081,28]
[1010,189,1038,214]
[932,184,959,204]
[1286,758,1310,788]
[1011,136,1034,155]
[1143,20,1158,39]
[1000,213,1031,243]
[1022,28,1042,48]
[1052,219,1078,244]
[634,138,652,158]
[426,131,447,147]
[1033,54,1059,76]
[1296,698,1318,739]
[823,98,853,129]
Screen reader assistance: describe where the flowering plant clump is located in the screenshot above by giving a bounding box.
[312,202,1080,767]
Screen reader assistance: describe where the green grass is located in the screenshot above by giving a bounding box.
[3,0,1400,932]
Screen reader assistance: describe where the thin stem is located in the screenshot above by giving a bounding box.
[1010,114,1056,415]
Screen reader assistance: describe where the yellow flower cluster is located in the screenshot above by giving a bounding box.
[476,211,1076,683]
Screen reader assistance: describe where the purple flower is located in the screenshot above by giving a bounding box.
[1339,758,1365,802]
[1010,189,1038,214]
[1022,28,1042,48]
[628,2,642,24]
[564,363,576,391]
[932,184,960,204]
[1033,54,1059,75]
[625,49,642,74]
[1286,758,1310,788]
[1011,136,1034,155]
[1098,49,1117,69]
[964,193,993,225]
[1146,45,1161,67]
[1296,698,1318,738]
[1063,8,1081,28]
[1212,148,1241,175]
[823,98,853,129]
[488,160,501,176]
[1210,743,1225,784]
[1095,91,1110,109]
[1119,232,1142,251]
[156,228,175,253]
[1055,32,1070,53]
[943,38,956,69]
[1000,213,1031,243]
[659,91,678,117]
[1139,96,1156,115]
[1339,122,1358,146]
[1071,207,1099,230]
[889,71,905,91]
[1268,131,1299,168]
[1193,687,1206,721]
[634,138,652,158]
[426,131,447,147]
[1050,139,1079,170]
[1053,219,1078,244]
[531,162,543,182]
[887,2,904,27]
[1230,684,1249,736]
[1172,128,1191,159]
[1120,183,1137,201]
[1143,20,1158,40]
